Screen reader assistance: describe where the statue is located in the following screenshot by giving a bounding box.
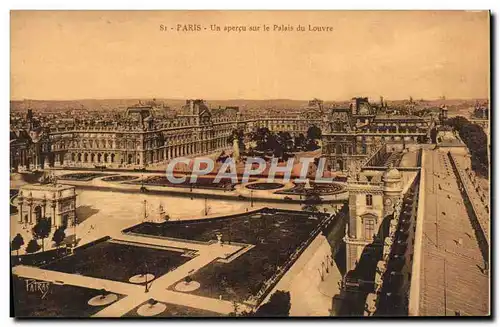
[157,203,170,222]
[216,232,223,246]
[304,178,313,190]
[393,197,403,218]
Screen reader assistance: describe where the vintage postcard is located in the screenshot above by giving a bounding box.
[9,10,490,318]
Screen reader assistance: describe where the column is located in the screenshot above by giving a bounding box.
[18,200,23,223]
[29,204,33,224]
[51,202,57,227]
[73,197,77,226]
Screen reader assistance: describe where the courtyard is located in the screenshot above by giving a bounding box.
[127,208,332,303]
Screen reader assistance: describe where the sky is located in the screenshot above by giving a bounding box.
[10,10,490,101]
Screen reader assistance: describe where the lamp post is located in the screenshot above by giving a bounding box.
[204,197,208,216]
[74,213,77,247]
[144,262,149,293]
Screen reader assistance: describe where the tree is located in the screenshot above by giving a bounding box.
[52,226,66,249]
[254,290,291,317]
[305,139,320,151]
[444,116,489,177]
[25,239,41,254]
[302,190,321,212]
[11,233,24,259]
[227,128,245,150]
[294,133,307,151]
[307,125,322,140]
[430,127,438,143]
[32,217,52,252]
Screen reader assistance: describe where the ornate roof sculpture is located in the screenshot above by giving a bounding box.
[383,164,402,182]
[327,108,355,133]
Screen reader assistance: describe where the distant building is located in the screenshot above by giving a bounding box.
[10,97,433,172]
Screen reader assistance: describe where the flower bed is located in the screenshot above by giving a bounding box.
[58,173,112,181]
[126,175,256,190]
[101,175,138,182]
[245,182,285,190]
[276,182,346,195]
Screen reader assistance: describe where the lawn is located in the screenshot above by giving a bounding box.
[127,209,330,302]
[123,299,223,317]
[42,241,193,283]
[11,276,124,317]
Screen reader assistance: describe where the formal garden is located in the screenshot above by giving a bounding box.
[58,172,114,181]
[42,241,193,283]
[12,276,124,317]
[276,182,346,195]
[126,175,255,190]
[100,175,139,182]
[230,126,322,158]
[245,182,285,190]
[126,208,331,303]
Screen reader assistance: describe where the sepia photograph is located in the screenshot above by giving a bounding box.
[9,9,491,318]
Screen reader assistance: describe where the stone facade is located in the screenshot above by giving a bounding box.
[17,182,77,229]
[321,98,433,173]
[344,167,403,275]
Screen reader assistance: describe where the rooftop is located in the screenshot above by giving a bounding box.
[417,150,489,316]
[20,183,75,191]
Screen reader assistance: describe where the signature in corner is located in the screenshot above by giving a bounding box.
[25,279,51,299]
